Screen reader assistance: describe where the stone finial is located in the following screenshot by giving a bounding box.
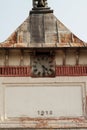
[33,0,48,8]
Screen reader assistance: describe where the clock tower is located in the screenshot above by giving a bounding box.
[0,0,87,129]
[30,0,55,77]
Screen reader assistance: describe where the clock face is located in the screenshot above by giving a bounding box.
[31,55,55,77]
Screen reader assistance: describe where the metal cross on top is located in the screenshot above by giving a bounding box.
[33,0,48,8]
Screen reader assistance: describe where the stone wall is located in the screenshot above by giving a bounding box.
[0,48,87,66]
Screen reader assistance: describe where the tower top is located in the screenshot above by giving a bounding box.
[31,0,53,14]
[33,0,48,8]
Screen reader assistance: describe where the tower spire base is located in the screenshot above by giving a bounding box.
[30,7,53,14]
[30,0,53,14]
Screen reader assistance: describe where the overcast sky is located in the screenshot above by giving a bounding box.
[0,0,87,42]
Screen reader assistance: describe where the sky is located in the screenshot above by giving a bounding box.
[0,0,87,42]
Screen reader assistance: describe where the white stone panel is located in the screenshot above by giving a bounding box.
[5,85,83,118]
[0,51,5,66]
[9,50,21,66]
[79,50,87,65]
[23,52,30,66]
[56,51,63,65]
[66,50,76,65]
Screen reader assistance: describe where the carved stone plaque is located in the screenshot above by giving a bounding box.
[5,85,83,118]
